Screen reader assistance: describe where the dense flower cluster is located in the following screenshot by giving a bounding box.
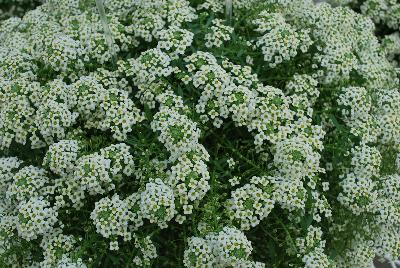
[226,176,275,230]
[332,0,400,66]
[0,0,400,267]
[360,0,400,30]
[91,194,132,249]
[43,139,81,176]
[16,196,59,241]
[183,226,264,267]
[253,11,312,68]
[204,19,234,48]
[40,231,79,266]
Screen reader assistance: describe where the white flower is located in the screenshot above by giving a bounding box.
[183,237,216,268]
[40,231,77,266]
[43,140,80,176]
[229,176,241,187]
[7,165,49,202]
[208,226,254,267]
[140,178,176,229]
[205,19,233,48]
[16,196,58,241]
[91,195,130,238]
[227,176,275,230]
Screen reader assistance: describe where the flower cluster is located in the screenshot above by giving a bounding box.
[184,226,263,268]
[16,196,58,241]
[296,226,330,268]
[73,153,113,196]
[360,0,400,30]
[139,178,176,229]
[43,34,86,74]
[40,231,78,266]
[168,149,210,219]
[43,140,81,176]
[337,86,376,141]
[73,76,144,141]
[131,235,158,267]
[0,75,143,149]
[124,48,174,107]
[90,194,131,250]
[204,19,234,48]
[151,108,201,158]
[226,176,275,230]
[253,11,312,68]
[127,0,197,42]
[381,32,400,63]
[0,157,23,197]
[1,0,400,267]
[7,165,50,202]
[158,27,194,59]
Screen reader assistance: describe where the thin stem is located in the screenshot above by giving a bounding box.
[95,0,117,67]
[225,0,232,25]
[274,215,298,254]
[209,130,265,173]
[44,0,54,14]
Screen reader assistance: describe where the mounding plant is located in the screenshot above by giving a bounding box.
[0,0,400,267]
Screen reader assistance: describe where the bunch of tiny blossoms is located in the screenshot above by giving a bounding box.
[0,0,400,267]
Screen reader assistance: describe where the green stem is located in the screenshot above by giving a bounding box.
[210,130,264,173]
[274,215,298,254]
[95,0,117,67]
[225,0,232,25]
[45,0,54,14]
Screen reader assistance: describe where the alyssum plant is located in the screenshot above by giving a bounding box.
[329,0,400,65]
[0,0,399,267]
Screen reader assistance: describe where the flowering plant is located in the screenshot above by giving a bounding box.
[330,0,400,66]
[1,0,400,267]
